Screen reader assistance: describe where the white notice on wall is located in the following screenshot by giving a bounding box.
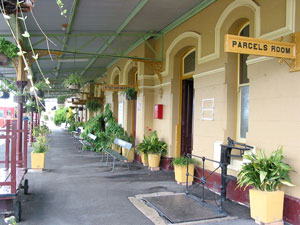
[201,98,214,120]
[118,102,124,127]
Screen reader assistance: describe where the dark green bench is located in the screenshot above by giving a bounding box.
[102,138,133,172]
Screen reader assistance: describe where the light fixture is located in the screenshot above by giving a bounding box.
[57,58,89,63]
[61,23,68,31]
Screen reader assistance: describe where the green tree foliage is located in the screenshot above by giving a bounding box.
[54,107,67,125]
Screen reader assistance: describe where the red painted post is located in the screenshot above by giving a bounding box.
[5,120,10,170]
[11,120,17,194]
[29,111,34,146]
[23,120,28,169]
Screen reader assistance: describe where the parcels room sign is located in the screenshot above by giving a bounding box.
[224,34,296,59]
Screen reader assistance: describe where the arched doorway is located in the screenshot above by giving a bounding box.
[180,49,195,156]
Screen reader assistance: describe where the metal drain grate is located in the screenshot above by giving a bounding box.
[142,194,227,223]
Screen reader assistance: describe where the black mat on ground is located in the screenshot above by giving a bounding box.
[142,194,227,223]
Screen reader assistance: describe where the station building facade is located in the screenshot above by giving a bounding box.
[84,1,300,223]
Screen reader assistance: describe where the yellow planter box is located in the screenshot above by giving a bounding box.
[249,189,284,223]
[140,153,148,165]
[148,154,161,168]
[174,164,194,183]
[31,152,45,169]
[122,147,134,162]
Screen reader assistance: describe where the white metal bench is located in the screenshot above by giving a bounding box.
[102,138,133,172]
[79,133,97,151]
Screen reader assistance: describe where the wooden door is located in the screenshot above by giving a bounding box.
[180,79,194,156]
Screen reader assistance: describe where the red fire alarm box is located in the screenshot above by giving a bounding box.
[154,104,163,119]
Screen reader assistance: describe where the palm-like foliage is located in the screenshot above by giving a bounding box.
[136,131,168,156]
[237,147,294,191]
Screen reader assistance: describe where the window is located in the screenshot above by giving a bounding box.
[237,24,250,141]
[7,110,11,118]
[0,110,4,118]
[183,50,195,75]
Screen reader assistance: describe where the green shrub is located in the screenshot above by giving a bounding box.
[32,135,49,153]
[54,107,67,125]
[237,147,294,191]
[172,157,199,166]
[136,131,167,156]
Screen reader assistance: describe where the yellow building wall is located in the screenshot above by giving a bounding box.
[103,0,299,198]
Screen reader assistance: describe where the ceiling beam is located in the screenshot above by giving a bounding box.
[79,0,149,77]
[55,0,81,77]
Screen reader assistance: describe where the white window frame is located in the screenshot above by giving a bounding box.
[236,23,250,143]
[182,49,196,77]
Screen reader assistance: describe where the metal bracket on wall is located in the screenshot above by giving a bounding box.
[132,59,163,97]
[278,32,300,72]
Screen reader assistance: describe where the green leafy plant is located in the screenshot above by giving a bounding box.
[122,87,137,100]
[172,157,199,166]
[57,96,66,104]
[0,79,18,93]
[32,135,49,153]
[136,130,167,156]
[34,81,48,91]
[32,124,51,138]
[63,73,83,88]
[54,107,67,125]
[237,147,294,191]
[0,38,18,59]
[86,99,102,112]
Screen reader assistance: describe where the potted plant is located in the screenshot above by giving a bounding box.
[237,147,294,224]
[136,136,150,166]
[0,79,17,99]
[26,99,37,112]
[85,99,102,112]
[136,130,167,170]
[13,91,26,103]
[31,135,49,170]
[0,38,18,66]
[123,87,137,100]
[173,156,199,185]
[63,73,83,90]
[57,96,66,104]
[120,131,134,162]
[32,81,48,97]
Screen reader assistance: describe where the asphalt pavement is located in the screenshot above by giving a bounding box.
[1,126,259,225]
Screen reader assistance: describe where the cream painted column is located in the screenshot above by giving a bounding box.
[135,88,154,143]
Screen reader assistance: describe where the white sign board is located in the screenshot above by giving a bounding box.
[201,98,214,120]
[118,102,124,127]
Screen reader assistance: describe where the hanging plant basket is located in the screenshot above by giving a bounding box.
[30,106,37,112]
[0,53,10,66]
[126,92,137,100]
[68,84,80,90]
[13,95,26,103]
[1,0,34,15]
[0,91,10,99]
[37,90,44,98]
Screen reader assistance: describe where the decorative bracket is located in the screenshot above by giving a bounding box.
[132,59,163,97]
[278,32,300,72]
